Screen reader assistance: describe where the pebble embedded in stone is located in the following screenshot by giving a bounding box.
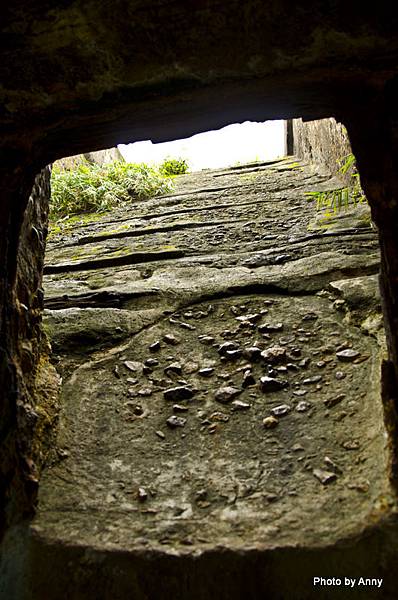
[195,489,208,501]
[149,341,161,352]
[163,386,195,402]
[263,416,279,429]
[225,349,242,360]
[173,404,189,413]
[199,336,215,345]
[57,448,70,459]
[243,346,262,361]
[286,362,300,371]
[302,312,318,321]
[168,316,180,324]
[236,313,262,323]
[179,321,196,330]
[260,376,289,393]
[145,358,159,367]
[342,440,360,450]
[209,411,230,422]
[274,254,291,264]
[302,375,322,385]
[258,322,284,333]
[242,370,256,388]
[293,389,307,397]
[215,386,241,404]
[313,468,337,485]
[324,456,343,474]
[164,362,183,375]
[335,411,348,421]
[298,357,310,368]
[336,342,351,352]
[137,487,148,501]
[292,443,304,452]
[166,415,187,428]
[335,371,346,380]
[336,349,360,362]
[220,329,234,338]
[232,400,251,411]
[218,342,239,356]
[155,430,165,439]
[265,492,279,502]
[124,360,143,373]
[260,346,287,364]
[291,348,302,358]
[138,387,152,396]
[163,334,180,346]
[271,404,291,417]
[295,401,311,412]
[198,367,215,378]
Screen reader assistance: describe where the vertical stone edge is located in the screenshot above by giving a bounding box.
[0,165,60,540]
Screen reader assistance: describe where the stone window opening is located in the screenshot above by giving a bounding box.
[3,110,398,598]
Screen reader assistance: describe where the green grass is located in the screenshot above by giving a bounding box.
[159,157,189,176]
[305,153,367,213]
[50,160,174,221]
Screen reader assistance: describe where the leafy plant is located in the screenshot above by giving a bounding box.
[159,157,189,176]
[50,160,174,220]
[305,153,366,212]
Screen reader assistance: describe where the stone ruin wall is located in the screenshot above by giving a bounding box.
[55,147,124,171]
[292,117,353,184]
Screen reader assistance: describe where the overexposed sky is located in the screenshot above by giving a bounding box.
[118,120,285,171]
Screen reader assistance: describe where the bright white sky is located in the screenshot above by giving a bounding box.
[118,120,285,171]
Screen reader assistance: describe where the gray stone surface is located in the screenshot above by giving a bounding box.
[35,292,389,554]
[54,147,124,170]
[8,158,394,598]
[293,118,352,183]
[329,274,380,310]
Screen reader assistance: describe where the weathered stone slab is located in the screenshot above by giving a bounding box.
[33,293,391,558]
[329,274,380,309]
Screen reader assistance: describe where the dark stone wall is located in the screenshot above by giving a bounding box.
[292,117,353,182]
[1,0,398,540]
[345,90,398,388]
[0,167,59,536]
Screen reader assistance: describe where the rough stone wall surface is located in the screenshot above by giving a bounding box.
[0,167,59,536]
[293,117,353,183]
[55,148,124,171]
